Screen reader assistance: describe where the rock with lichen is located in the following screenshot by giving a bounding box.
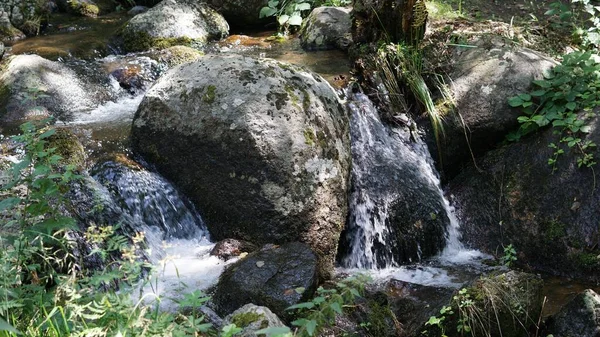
[0,0,43,40]
[118,0,229,52]
[300,6,352,51]
[549,289,600,337]
[56,0,116,17]
[131,54,351,278]
[222,304,287,336]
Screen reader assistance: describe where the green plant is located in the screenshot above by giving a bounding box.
[507,51,598,175]
[0,120,221,337]
[501,244,518,267]
[255,274,370,337]
[259,0,316,33]
[546,0,600,49]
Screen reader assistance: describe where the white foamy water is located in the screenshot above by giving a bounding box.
[69,93,144,125]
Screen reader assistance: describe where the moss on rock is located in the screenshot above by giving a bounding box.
[122,30,195,52]
[231,311,266,328]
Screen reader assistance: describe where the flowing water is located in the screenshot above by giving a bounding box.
[339,92,489,288]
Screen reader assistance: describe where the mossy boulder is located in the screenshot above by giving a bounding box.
[56,0,116,16]
[47,128,87,170]
[223,304,287,337]
[118,0,229,52]
[549,289,600,337]
[0,0,44,39]
[150,45,204,67]
[213,242,318,317]
[448,114,600,281]
[300,7,352,51]
[131,54,351,278]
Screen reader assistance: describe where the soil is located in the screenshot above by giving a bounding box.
[437,0,570,24]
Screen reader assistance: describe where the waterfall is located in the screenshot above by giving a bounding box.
[91,162,235,309]
[340,92,482,270]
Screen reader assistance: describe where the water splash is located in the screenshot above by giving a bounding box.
[91,162,232,309]
[341,92,486,271]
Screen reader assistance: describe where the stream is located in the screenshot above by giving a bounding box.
[2,12,598,317]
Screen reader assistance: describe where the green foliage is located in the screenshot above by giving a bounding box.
[0,121,220,337]
[546,0,600,49]
[255,274,370,337]
[259,0,316,33]
[507,50,598,172]
[501,244,518,267]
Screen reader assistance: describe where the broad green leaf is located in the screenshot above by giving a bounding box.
[260,6,277,18]
[518,93,531,101]
[330,302,343,314]
[38,128,56,139]
[287,302,315,310]
[288,14,303,26]
[0,197,21,212]
[295,2,311,11]
[305,319,317,336]
[531,90,547,97]
[278,14,290,25]
[533,79,552,88]
[566,101,577,110]
[508,96,524,107]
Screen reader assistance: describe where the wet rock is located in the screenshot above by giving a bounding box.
[127,5,149,16]
[300,7,352,51]
[202,0,269,28]
[47,128,87,170]
[0,55,107,127]
[210,239,258,261]
[119,0,229,52]
[213,242,318,317]
[448,115,600,281]
[223,304,287,337]
[0,0,43,39]
[131,54,351,278]
[149,45,204,67]
[338,93,449,268]
[0,42,4,59]
[430,36,557,178]
[549,289,600,337]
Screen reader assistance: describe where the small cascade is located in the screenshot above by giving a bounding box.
[340,92,484,271]
[91,162,234,307]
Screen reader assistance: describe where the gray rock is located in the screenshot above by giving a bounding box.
[448,114,600,281]
[0,55,102,126]
[213,242,318,317]
[0,42,4,59]
[202,0,269,28]
[550,289,600,337]
[223,304,287,337]
[131,54,351,277]
[119,0,229,52]
[127,5,149,16]
[0,0,43,38]
[432,37,557,177]
[300,6,352,51]
[210,239,258,261]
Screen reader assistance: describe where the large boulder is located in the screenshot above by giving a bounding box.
[448,115,600,281]
[223,304,288,337]
[131,54,351,277]
[300,7,352,51]
[549,289,600,337]
[432,37,557,178]
[0,55,108,128]
[202,0,269,28]
[56,0,115,17]
[119,0,229,52]
[213,242,318,317]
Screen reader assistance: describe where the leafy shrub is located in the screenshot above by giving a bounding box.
[507,50,598,172]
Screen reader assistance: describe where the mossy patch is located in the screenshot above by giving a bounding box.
[154,46,204,67]
[70,1,100,17]
[365,300,396,337]
[203,85,216,104]
[122,30,196,52]
[571,252,600,270]
[47,128,86,169]
[231,311,266,328]
[304,128,316,146]
[542,220,566,241]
